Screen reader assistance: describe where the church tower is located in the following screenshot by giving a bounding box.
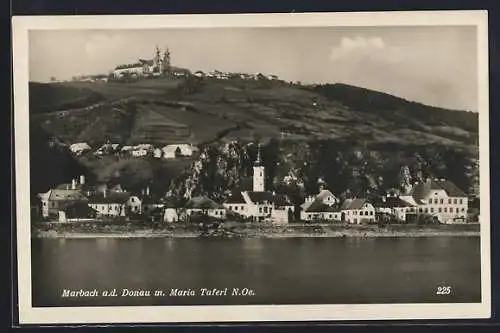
[253,143,265,192]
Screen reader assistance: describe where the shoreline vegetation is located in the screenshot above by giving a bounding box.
[32,221,480,239]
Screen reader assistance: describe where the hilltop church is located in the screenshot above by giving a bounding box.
[223,144,294,224]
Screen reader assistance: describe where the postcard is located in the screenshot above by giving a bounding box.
[12,11,490,324]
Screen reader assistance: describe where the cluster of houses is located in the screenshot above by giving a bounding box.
[300,178,469,224]
[193,70,279,81]
[69,142,198,159]
[37,143,471,225]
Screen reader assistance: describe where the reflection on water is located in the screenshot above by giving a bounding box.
[32,237,481,307]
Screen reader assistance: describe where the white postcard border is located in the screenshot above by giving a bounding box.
[13,11,491,324]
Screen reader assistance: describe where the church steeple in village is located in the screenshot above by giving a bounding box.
[253,143,265,192]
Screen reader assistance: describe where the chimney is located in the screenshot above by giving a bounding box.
[103,189,107,198]
[146,186,150,196]
[71,179,77,190]
[382,196,386,203]
[80,175,85,185]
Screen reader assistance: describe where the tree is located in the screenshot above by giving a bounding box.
[398,165,412,194]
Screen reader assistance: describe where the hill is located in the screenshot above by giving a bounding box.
[28,75,480,197]
[29,77,478,150]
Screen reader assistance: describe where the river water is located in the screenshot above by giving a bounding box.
[31,236,481,307]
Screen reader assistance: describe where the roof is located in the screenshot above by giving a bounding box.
[246,191,292,206]
[88,192,131,204]
[305,201,340,213]
[408,179,467,201]
[186,196,224,210]
[115,63,144,70]
[341,198,369,210]
[225,191,246,204]
[139,59,155,66]
[373,196,416,208]
[63,202,97,218]
[70,142,90,150]
[141,194,162,205]
[162,196,182,209]
[47,189,88,202]
[316,189,336,201]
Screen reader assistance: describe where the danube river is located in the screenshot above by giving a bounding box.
[31,236,481,307]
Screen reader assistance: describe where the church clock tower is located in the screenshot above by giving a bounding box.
[253,143,265,192]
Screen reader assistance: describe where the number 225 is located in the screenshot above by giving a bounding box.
[436,286,452,295]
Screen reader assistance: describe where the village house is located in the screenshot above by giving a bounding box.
[340,199,376,224]
[140,187,164,214]
[194,70,205,78]
[373,193,417,222]
[58,202,98,223]
[163,198,181,223]
[223,144,294,224]
[300,188,341,222]
[95,143,120,156]
[398,178,468,224]
[88,190,142,217]
[162,144,197,159]
[185,196,227,220]
[153,148,163,158]
[37,187,89,219]
[69,142,91,156]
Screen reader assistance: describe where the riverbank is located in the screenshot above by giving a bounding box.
[31,221,480,239]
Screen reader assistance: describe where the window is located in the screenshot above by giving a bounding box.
[459,199,463,204]
[235,206,238,211]
[241,206,244,211]
[264,207,268,213]
[456,208,459,213]
[259,207,262,213]
[329,214,332,219]
[448,199,452,204]
[438,208,442,213]
[430,207,434,213]
[434,199,438,204]
[354,211,357,215]
[440,199,444,204]
[370,211,373,215]
[43,202,47,207]
[461,208,465,212]
[453,199,457,204]
[424,208,428,213]
[419,208,423,213]
[444,207,447,212]
[428,199,432,204]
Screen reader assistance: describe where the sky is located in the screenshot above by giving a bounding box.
[29,26,478,111]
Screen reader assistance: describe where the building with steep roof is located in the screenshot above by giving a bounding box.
[300,189,340,221]
[373,194,417,222]
[398,178,468,223]
[340,198,376,224]
[185,196,226,220]
[223,144,294,224]
[37,188,89,218]
[87,191,142,217]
